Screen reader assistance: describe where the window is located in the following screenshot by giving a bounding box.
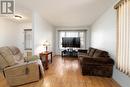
[114,0,130,76]
[58,30,86,50]
[24,29,32,50]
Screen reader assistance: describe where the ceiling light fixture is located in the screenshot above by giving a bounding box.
[14,15,22,20]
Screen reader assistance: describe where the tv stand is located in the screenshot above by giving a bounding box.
[61,49,78,57]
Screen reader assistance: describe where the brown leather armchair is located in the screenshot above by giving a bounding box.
[78,47,114,77]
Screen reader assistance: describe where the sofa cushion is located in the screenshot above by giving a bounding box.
[93,50,103,57]
[13,55,24,63]
[13,52,23,61]
[5,55,16,66]
[0,54,9,69]
[88,48,96,57]
[101,51,109,57]
[93,50,108,57]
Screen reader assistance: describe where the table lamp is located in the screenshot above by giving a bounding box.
[43,40,50,52]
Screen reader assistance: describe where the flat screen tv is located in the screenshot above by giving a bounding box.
[62,37,80,48]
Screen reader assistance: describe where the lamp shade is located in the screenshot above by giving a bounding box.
[43,40,50,46]
[43,40,50,52]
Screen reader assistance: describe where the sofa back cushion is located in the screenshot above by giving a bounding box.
[0,47,16,67]
[0,47,13,56]
[88,47,96,57]
[93,49,108,57]
[8,46,23,61]
[0,46,24,68]
[8,46,21,55]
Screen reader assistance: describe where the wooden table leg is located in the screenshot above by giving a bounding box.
[51,52,52,63]
[45,54,48,70]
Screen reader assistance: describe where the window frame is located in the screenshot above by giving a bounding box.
[24,29,32,50]
[58,30,87,50]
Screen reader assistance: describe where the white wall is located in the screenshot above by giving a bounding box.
[55,26,90,55]
[0,12,54,55]
[0,18,32,53]
[0,18,20,47]
[17,22,32,52]
[91,5,130,87]
[32,12,55,55]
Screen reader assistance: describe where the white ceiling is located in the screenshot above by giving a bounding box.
[15,0,115,26]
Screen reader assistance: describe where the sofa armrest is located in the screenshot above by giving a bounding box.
[24,55,40,62]
[82,57,114,65]
[78,53,88,57]
[78,49,88,58]
[78,49,87,54]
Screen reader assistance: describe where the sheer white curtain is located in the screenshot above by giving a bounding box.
[115,0,130,76]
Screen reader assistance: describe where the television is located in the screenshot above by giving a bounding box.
[62,37,80,48]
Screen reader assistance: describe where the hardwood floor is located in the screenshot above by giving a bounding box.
[0,56,120,87]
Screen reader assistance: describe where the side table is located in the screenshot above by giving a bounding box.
[39,51,52,70]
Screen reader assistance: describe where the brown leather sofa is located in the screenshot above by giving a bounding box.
[78,47,114,77]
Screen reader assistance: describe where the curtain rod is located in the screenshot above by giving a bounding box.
[114,0,127,9]
[58,30,87,32]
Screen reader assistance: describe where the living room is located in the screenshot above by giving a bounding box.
[0,0,130,87]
